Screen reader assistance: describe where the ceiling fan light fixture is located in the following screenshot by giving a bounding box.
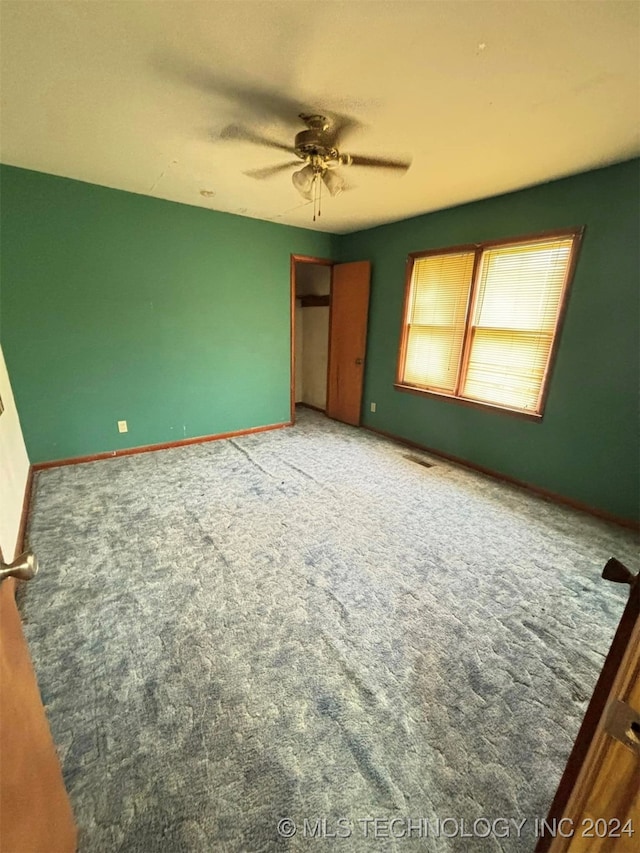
[292,164,316,200]
[322,169,344,197]
[236,113,411,220]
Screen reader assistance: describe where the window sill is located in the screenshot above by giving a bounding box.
[393,383,544,421]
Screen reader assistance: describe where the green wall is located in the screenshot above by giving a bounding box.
[338,159,640,522]
[0,165,333,462]
[1,160,638,521]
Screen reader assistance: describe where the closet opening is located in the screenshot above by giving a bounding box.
[290,255,333,424]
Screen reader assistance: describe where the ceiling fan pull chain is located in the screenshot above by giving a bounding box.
[313,172,321,222]
[235,114,411,222]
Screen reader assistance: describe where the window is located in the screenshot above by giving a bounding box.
[396,228,583,417]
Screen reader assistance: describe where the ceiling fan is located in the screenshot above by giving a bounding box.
[220,114,412,219]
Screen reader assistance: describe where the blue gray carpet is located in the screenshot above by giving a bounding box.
[20,410,637,852]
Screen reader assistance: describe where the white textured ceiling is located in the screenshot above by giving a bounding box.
[1,1,638,234]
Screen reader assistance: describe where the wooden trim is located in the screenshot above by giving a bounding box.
[393,382,543,421]
[299,294,330,308]
[454,247,483,397]
[408,243,478,260]
[291,254,335,426]
[363,424,640,530]
[326,262,335,420]
[478,225,586,251]
[290,254,334,266]
[535,572,639,852]
[32,422,291,471]
[406,227,586,260]
[535,226,585,417]
[296,402,326,414]
[290,254,297,426]
[394,256,415,387]
[397,226,585,420]
[17,466,34,553]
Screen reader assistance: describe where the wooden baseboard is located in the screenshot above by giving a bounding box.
[296,402,326,414]
[363,424,639,531]
[32,421,291,472]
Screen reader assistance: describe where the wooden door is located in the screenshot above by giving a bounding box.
[326,261,371,426]
[537,558,639,853]
[0,567,77,853]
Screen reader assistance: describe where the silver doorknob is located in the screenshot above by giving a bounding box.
[355,358,364,365]
[0,551,38,582]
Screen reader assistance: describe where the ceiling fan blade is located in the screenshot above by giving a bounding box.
[220,124,294,154]
[347,154,412,171]
[213,82,308,124]
[326,114,364,148]
[153,55,314,123]
[243,161,301,180]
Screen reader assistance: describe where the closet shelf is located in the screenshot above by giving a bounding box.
[299,294,330,307]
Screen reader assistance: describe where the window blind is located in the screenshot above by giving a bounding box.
[404,251,475,392]
[462,238,574,411]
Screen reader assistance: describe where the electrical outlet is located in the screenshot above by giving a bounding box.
[370,402,377,413]
[117,420,128,433]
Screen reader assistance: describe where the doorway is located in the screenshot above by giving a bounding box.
[290,256,333,423]
[290,255,371,427]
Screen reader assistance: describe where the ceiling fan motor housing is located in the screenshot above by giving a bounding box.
[294,128,339,162]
